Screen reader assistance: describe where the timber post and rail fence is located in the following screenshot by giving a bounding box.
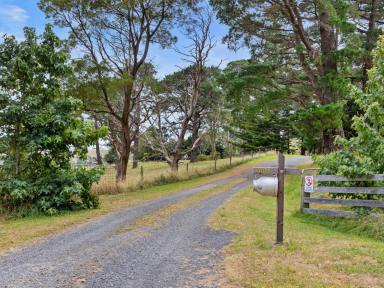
[301,168,384,218]
[75,152,265,194]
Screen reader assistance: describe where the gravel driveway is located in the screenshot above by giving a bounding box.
[0,156,309,288]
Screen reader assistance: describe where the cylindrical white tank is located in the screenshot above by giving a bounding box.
[253,176,278,197]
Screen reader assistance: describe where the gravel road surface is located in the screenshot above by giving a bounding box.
[0,156,309,288]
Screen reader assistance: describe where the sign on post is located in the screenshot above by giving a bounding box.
[304,176,314,193]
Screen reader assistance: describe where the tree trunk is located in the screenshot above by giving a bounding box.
[319,7,337,104]
[211,136,216,160]
[300,146,305,156]
[115,159,122,182]
[362,0,377,89]
[115,121,131,182]
[95,139,102,165]
[132,136,139,169]
[132,90,141,169]
[190,114,201,163]
[190,145,198,162]
[114,79,136,182]
[171,157,179,172]
[15,123,20,176]
[118,148,129,182]
[319,6,338,153]
[321,131,333,154]
[210,121,217,160]
[94,116,103,165]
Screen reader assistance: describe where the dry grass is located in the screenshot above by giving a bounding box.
[92,155,258,194]
[209,172,384,288]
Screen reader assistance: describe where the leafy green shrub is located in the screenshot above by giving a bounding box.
[0,26,107,215]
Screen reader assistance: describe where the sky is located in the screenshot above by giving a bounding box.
[0,0,250,78]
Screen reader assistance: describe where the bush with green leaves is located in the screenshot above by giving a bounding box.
[0,25,107,215]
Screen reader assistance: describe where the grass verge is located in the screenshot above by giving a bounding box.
[210,165,384,288]
[0,152,277,254]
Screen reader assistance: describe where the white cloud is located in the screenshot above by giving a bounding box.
[0,5,29,23]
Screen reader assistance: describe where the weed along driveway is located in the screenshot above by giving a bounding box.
[0,156,308,288]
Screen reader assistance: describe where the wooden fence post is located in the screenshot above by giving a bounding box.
[214,158,217,171]
[300,173,305,212]
[301,171,310,212]
[230,155,232,167]
[140,166,144,182]
[186,163,189,174]
[276,152,285,244]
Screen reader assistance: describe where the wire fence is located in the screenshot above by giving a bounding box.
[89,153,265,194]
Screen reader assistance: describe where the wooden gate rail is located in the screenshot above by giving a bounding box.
[301,169,384,218]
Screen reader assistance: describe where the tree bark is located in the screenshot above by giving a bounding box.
[362,0,377,89]
[171,157,179,172]
[319,6,337,104]
[117,144,129,182]
[132,89,141,169]
[319,5,338,153]
[211,134,216,160]
[94,116,103,165]
[132,136,139,169]
[115,118,131,182]
[15,123,20,176]
[190,113,201,163]
[95,139,102,165]
[300,144,305,156]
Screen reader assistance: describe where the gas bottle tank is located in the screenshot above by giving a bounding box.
[253,176,278,197]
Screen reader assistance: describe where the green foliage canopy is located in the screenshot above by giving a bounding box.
[221,60,293,152]
[292,103,344,153]
[210,0,384,153]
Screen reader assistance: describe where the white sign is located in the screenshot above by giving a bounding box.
[304,176,314,192]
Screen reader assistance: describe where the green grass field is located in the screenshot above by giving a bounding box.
[210,166,384,288]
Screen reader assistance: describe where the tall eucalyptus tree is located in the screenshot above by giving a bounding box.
[145,10,216,171]
[39,0,195,181]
